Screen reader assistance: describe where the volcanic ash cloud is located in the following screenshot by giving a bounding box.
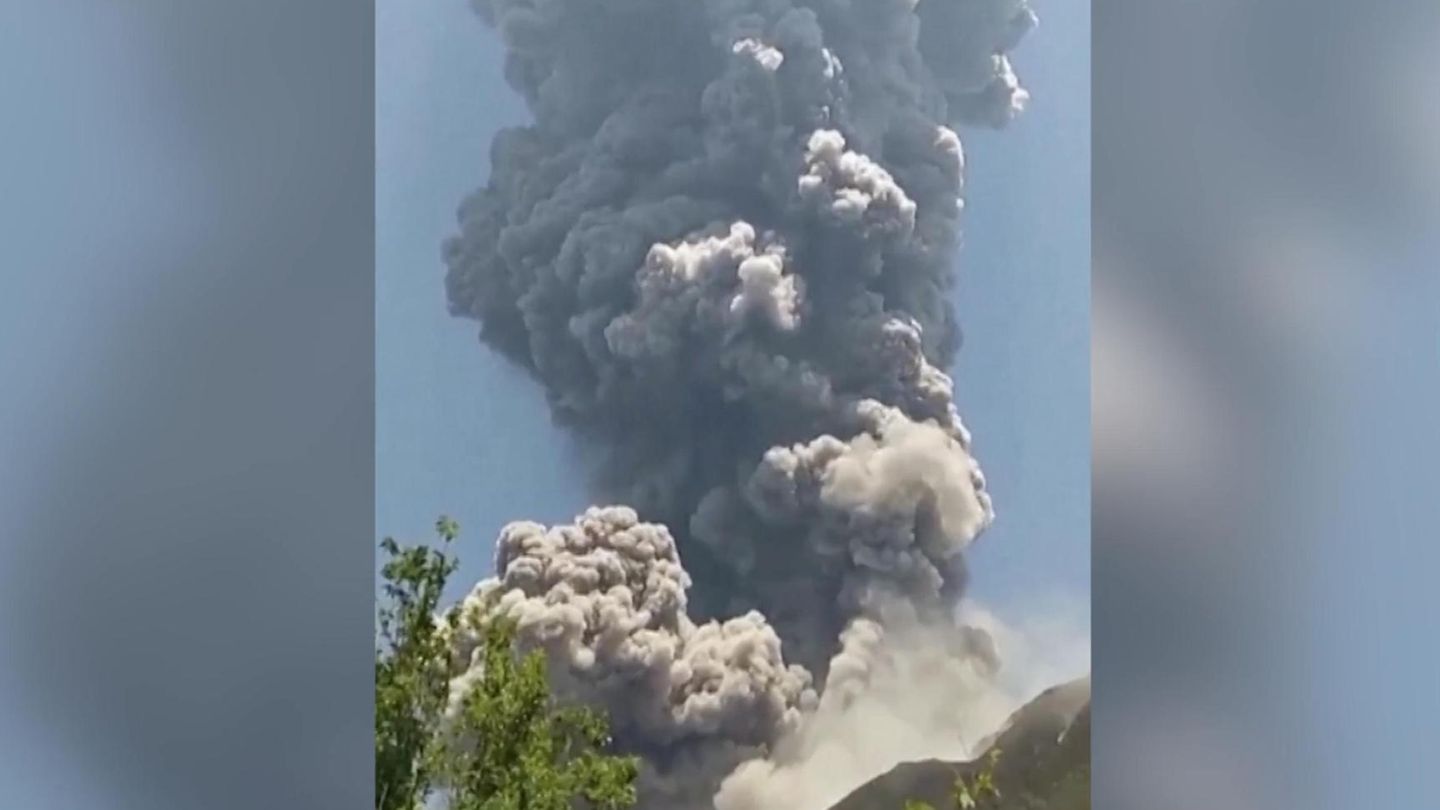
[439,0,1038,806]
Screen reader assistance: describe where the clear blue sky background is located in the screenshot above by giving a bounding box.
[375,1,1092,626]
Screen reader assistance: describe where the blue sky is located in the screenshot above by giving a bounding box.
[375,1,1091,629]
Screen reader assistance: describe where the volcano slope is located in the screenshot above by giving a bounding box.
[828,677,1090,810]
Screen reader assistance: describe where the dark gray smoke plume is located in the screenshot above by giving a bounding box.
[440,0,1035,806]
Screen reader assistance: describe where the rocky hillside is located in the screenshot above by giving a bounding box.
[828,677,1090,810]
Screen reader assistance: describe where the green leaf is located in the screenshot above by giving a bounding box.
[375,516,637,810]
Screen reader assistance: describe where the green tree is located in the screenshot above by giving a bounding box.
[376,516,461,810]
[375,517,639,810]
[439,617,639,810]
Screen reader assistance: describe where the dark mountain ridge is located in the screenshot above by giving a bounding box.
[828,677,1090,810]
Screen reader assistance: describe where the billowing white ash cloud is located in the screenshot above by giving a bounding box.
[714,616,1006,810]
[448,507,818,808]
[441,0,1036,805]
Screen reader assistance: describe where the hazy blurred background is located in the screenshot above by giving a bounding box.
[0,3,373,807]
[0,1,1436,808]
[1095,0,1440,807]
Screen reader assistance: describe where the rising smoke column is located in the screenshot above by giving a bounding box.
[441,0,1035,805]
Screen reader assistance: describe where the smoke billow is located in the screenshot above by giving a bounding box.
[449,507,818,806]
[713,616,1005,810]
[439,0,1037,805]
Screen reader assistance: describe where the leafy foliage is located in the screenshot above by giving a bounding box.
[439,618,639,810]
[951,749,1003,809]
[375,517,639,810]
[376,517,460,810]
[901,747,1004,810]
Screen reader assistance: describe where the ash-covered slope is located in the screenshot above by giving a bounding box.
[827,677,1090,810]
